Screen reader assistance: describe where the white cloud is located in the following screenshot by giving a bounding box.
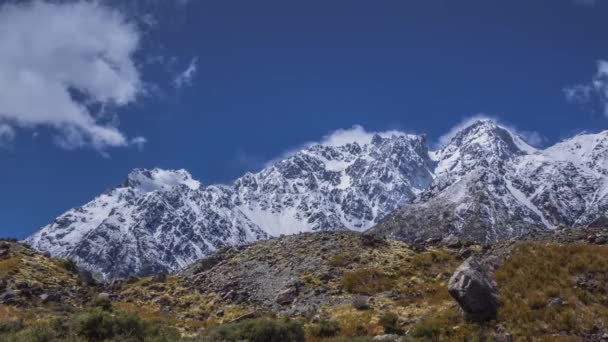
[435,114,546,149]
[565,60,608,117]
[0,1,143,150]
[0,124,15,147]
[174,57,198,89]
[130,136,147,150]
[263,125,412,167]
[319,125,409,147]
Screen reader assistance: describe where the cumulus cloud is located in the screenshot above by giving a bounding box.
[130,136,148,150]
[0,124,15,147]
[0,1,143,150]
[564,60,608,117]
[173,57,198,89]
[262,125,412,167]
[319,125,409,147]
[435,114,546,149]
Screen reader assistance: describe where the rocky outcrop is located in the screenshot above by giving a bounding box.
[448,257,498,322]
[275,286,299,305]
[0,241,91,308]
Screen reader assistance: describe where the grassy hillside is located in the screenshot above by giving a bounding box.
[1,228,608,341]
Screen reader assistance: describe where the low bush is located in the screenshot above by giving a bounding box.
[409,320,441,339]
[342,268,393,295]
[59,258,78,273]
[91,294,112,311]
[378,312,401,335]
[205,317,305,342]
[8,322,57,342]
[309,319,340,338]
[351,295,370,310]
[329,253,353,267]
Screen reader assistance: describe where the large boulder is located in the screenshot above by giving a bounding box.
[448,257,498,322]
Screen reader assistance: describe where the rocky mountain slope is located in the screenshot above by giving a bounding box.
[26,119,608,279]
[105,224,608,340]
[4,224,608,340]
[26,134,433,280]
[369,120,608,242]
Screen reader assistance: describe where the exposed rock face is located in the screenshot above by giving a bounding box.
[0,241,91,308]
[448,257,498,322]
[27,134,433,280]
[26,119,608,279]
[275,286,299,305]
[370,120,608,243]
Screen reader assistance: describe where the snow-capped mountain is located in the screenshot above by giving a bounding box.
[26,119,608,278]
[26,134,434,280]
[369,120,608,242]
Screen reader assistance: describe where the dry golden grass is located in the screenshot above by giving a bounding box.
[0,257,21,277]
[495,242,608,338]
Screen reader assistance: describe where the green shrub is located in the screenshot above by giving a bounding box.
[329,253,353,267]
[75,308,151,341]
[342,268,393,295]
[205,318,305,342]
[92,294,112,311]
[59,258,78,273]
[378,312,401,335]
[0,319,23,334]
[8,322,57,342]
[309,319,340,337]
[410,320,441,339]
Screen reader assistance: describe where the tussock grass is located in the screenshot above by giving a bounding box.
[495,242,608,338]
[342,268,394,295]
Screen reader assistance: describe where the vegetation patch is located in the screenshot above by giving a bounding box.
[329,253,354,267]
[495,242,608,338]
[0,257,21,277]
[204,317,305,342]
[342,268,394,295]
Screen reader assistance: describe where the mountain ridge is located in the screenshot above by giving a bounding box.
[26,120,608,279]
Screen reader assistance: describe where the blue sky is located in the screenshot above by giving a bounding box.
[2,0,608,239]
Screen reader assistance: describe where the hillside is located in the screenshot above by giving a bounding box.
[3,225,608,340]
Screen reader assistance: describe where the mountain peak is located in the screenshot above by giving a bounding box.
[433,119,534,181]
[124,168,200,193]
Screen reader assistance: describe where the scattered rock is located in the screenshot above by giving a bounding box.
[0,290,22,305]
[588,216,608,229]
[39,292,60,303]
[228,311,260,323]
[360,234,386,248]
[425,237,441,244]
[448,257,498,322]
[595,236,607,245]
[373,334,401,341]
[152,273,167,283]
[152,295,172,307]
[547,297,565,308]
[97,292,111,300]
[494,333,513,342]
[275,286,299,306]
[459,248,473,259]
[352,295,370,310]
[441,235,462,249]
[78,269,95,286]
